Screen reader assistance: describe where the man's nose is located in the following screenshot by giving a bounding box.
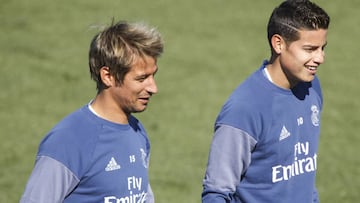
[146,76,158,94]
[314,49,325,64]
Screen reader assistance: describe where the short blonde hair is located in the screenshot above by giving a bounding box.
[89,21,164,92]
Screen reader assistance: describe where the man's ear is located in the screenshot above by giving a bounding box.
[271,34,285,54]
[99,66,114,87]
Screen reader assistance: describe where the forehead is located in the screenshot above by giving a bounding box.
[294,29,328,46]
[129,55,157,74]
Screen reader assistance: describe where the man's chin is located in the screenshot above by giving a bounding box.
[132,107,147,114]
[303,75,315,82]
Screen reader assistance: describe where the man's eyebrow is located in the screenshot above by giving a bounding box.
[303,45,318,48]
[135,67,158,79]
[303,42,327,49]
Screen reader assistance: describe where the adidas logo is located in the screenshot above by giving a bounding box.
[279,125,291,141]
[105,157,121,172]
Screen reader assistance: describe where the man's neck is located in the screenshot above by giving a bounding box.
[90,94,129,124]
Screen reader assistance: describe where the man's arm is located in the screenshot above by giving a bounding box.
[20,156,79,203]
[202,124,256,203]
[146,183,155,203]
[313,187,319,203]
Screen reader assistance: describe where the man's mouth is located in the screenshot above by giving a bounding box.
[139,97,150,104]
[306,66,318,74]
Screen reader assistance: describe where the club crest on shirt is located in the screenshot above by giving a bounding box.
[311,105,320,126]
[140,148,148,168]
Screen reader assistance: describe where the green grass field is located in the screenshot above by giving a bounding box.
[1,0,359,202]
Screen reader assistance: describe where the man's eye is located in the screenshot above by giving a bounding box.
[136,76,147,82]
[304,47,316,52]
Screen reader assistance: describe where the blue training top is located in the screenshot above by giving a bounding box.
[20,105,154,203]
[202,61,322,203]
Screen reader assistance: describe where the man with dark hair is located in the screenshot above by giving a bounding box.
[202,1,330,202]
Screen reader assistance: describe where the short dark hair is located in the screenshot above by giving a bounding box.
[267,0,330,44]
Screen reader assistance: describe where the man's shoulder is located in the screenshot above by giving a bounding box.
[39,106,99,152]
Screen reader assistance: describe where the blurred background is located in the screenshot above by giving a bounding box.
[0,0,359,202]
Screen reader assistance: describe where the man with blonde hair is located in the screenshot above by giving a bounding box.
[20,21,164,203]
